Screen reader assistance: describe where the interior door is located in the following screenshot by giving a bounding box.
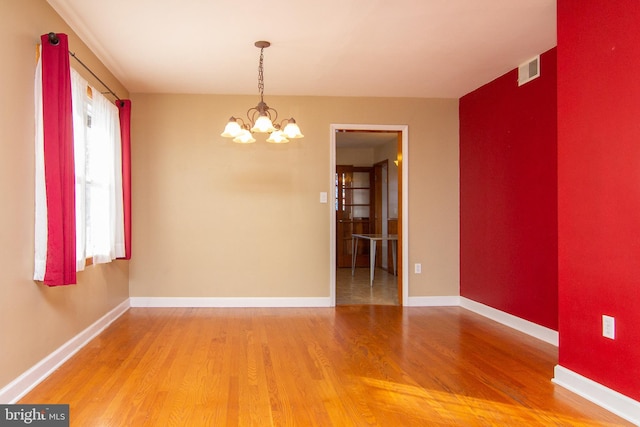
[336,165,374,268]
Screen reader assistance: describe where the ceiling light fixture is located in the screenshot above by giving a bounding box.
[221,41,304,144]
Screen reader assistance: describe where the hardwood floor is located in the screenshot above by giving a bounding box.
[336,267,398,305]
[20,306,631,426]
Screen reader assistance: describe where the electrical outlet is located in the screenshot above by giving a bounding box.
[602,315,615,340]
[414,263,422,274]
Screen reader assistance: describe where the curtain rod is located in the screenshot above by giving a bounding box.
[47,32,122,103]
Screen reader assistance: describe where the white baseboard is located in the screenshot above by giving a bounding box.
[406,296,461,306]
[129,296,332,308]
[0,299,130,404]
[459,297,559,346]
[553,365,640,425]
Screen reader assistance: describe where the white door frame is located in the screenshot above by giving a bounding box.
[329,124,409,306]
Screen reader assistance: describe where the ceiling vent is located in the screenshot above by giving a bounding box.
[518,55,540,86]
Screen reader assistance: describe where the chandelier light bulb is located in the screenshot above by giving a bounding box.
[221,118,242,138]
[266,130,289,143]
[251,114,275,133]
[233,129,256,143]
[283,120,304,139]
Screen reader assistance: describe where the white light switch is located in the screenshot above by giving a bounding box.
[320,192,328,203]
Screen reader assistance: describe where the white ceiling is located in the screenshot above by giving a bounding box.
[47,0,556,99]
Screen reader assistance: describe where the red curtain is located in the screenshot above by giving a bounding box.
[40,33,76,286]
[117,100,132,259]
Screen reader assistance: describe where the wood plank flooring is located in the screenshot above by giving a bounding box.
[20,306,632,426]
[336,267,398,305]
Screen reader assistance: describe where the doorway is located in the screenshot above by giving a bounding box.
[330,125,408,306]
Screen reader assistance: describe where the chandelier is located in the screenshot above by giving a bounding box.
[221,41,304,144]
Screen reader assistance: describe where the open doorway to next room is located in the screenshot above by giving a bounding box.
[334,129,401,305]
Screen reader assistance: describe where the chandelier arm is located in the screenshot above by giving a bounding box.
[247,107,259,126]
[228,116,249,130]
[268,106,278,125]
[246,105,279,127]
[277,117,294,128]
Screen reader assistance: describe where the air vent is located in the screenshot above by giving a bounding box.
[518,55,540,86]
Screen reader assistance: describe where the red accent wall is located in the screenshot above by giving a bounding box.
[557,0,640,400]
[460,48,558,330]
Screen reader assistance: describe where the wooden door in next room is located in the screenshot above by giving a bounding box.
[336,165,374,268]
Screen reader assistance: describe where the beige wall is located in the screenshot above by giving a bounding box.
[130,94,459,299]
[0,0,129,391]
[0,0,459,394]
[336,147,376,166]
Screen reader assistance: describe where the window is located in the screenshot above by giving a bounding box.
[34,33,130,286]
[70,68,125,270]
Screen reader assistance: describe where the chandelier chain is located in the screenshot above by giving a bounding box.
[258,47,265,103]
